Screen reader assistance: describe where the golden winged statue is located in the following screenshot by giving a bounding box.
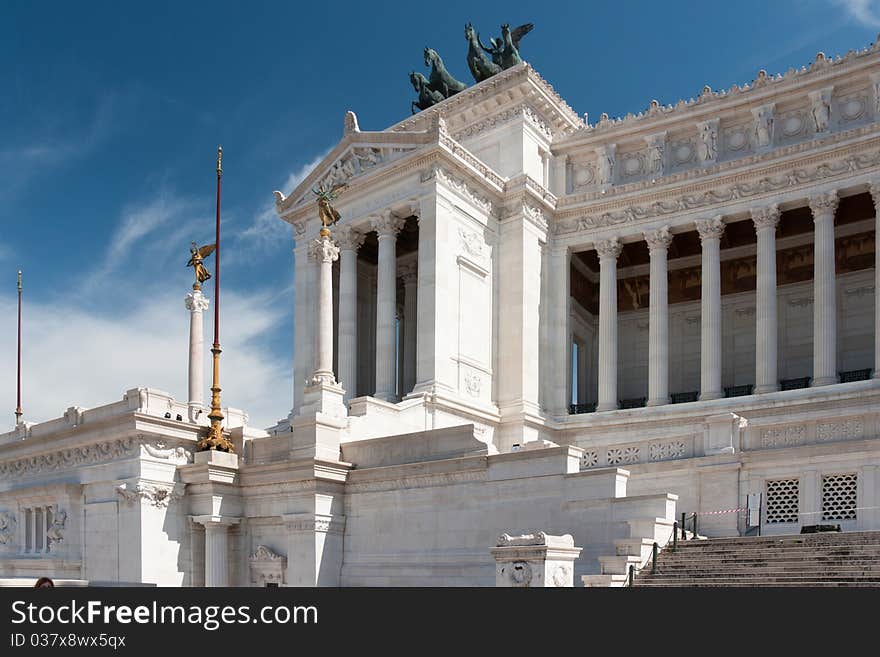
[313,182,346,232]
[187,241,217,289]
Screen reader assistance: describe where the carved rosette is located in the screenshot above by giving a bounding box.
[695,216,725,242]
[371,212,406,237]
[335,225,366,252]
[308,235,340,264]
[184,290,210,313]
[643,225,673,252]
[809,190,839,219]
[750,204,781,232]
[595,237,622,261]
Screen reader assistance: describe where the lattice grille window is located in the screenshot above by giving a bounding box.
[765,478,799,523]
[822,473,857,521]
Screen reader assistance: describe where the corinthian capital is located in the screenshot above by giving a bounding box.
[643,225,673,252]
[595,237,622,260]
[695,216,725,242]
[308,235,340,264]
[371,211,406,237]
[809,190,838,218]
[750,204,781,232]
[335,225,365,251]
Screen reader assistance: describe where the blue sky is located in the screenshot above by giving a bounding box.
[0,0,878,429]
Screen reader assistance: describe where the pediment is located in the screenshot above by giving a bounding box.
[274,131,431,215]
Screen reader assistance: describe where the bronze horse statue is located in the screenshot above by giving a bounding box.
[424,47,467,98]
[465,23,501,82]
[410,71,444,113]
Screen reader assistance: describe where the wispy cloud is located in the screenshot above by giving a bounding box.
[230,149,331,262]
[833,0,880,26]
[78,192,207,299]
[0,286,289,431]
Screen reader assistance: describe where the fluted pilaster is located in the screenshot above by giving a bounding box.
[810,190,839,386]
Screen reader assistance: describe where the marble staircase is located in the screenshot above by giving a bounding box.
[633,531,880,587]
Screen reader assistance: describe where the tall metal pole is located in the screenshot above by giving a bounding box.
[199,146,233,452]
[14,270,22,426]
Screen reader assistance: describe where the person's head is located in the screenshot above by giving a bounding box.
[34,577,54,588]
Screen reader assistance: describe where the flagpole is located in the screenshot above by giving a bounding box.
[14,270,22,426]
[199,146,233,452]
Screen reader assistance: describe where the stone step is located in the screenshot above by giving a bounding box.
[672,532,880,547]
[646,572,880,580]
[633,581,880,587]
[639,575,880,583]
[664,545,880,558]
[651,564,880,573]
[657,551,880,563]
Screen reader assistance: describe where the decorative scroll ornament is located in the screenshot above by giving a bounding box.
[809,190,839,216]
[308,235,340,264]
[116,482,184,508]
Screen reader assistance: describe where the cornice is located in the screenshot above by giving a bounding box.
[560,39,880,148]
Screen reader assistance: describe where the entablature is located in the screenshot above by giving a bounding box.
[555,40,880,194]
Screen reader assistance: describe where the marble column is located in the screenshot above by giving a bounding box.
[644,226,673,406]
[193,516,240,587]
[335,226,364,401]
[372,211,406,400]
[185,289,209,421]
[696,217,725,400]
[752,204,781,394]
[870,181,880,378]
[810,190,839,386]
[401,261,418,396]
[308,232,341,385]
[596,237,622,411]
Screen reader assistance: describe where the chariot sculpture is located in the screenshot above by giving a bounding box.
[409,21,534,113]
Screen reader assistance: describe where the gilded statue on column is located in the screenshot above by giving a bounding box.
[186,241,217,289]
[313,182,346,233]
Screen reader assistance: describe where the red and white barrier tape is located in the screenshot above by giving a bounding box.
[694,507,747,516]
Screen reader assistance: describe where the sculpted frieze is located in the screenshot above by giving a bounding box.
[555,138,880,235]
[0,436,138,480]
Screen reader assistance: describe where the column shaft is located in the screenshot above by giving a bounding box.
[596,238,622,411]
[810,192,839,386]
[308,234,340,384]
[752,205,781,393]
[185,290,209,419]
[373,213,405,400]
[696,217,725,400]
[336,227,364,401]
[645,227,672,406]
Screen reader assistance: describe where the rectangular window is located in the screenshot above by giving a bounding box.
[765,478,799,523]
[822,473,857,521]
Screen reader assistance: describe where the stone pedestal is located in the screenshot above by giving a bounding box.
[490,532,582,587]
[289,382,347,462]
[702,412,747,456]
